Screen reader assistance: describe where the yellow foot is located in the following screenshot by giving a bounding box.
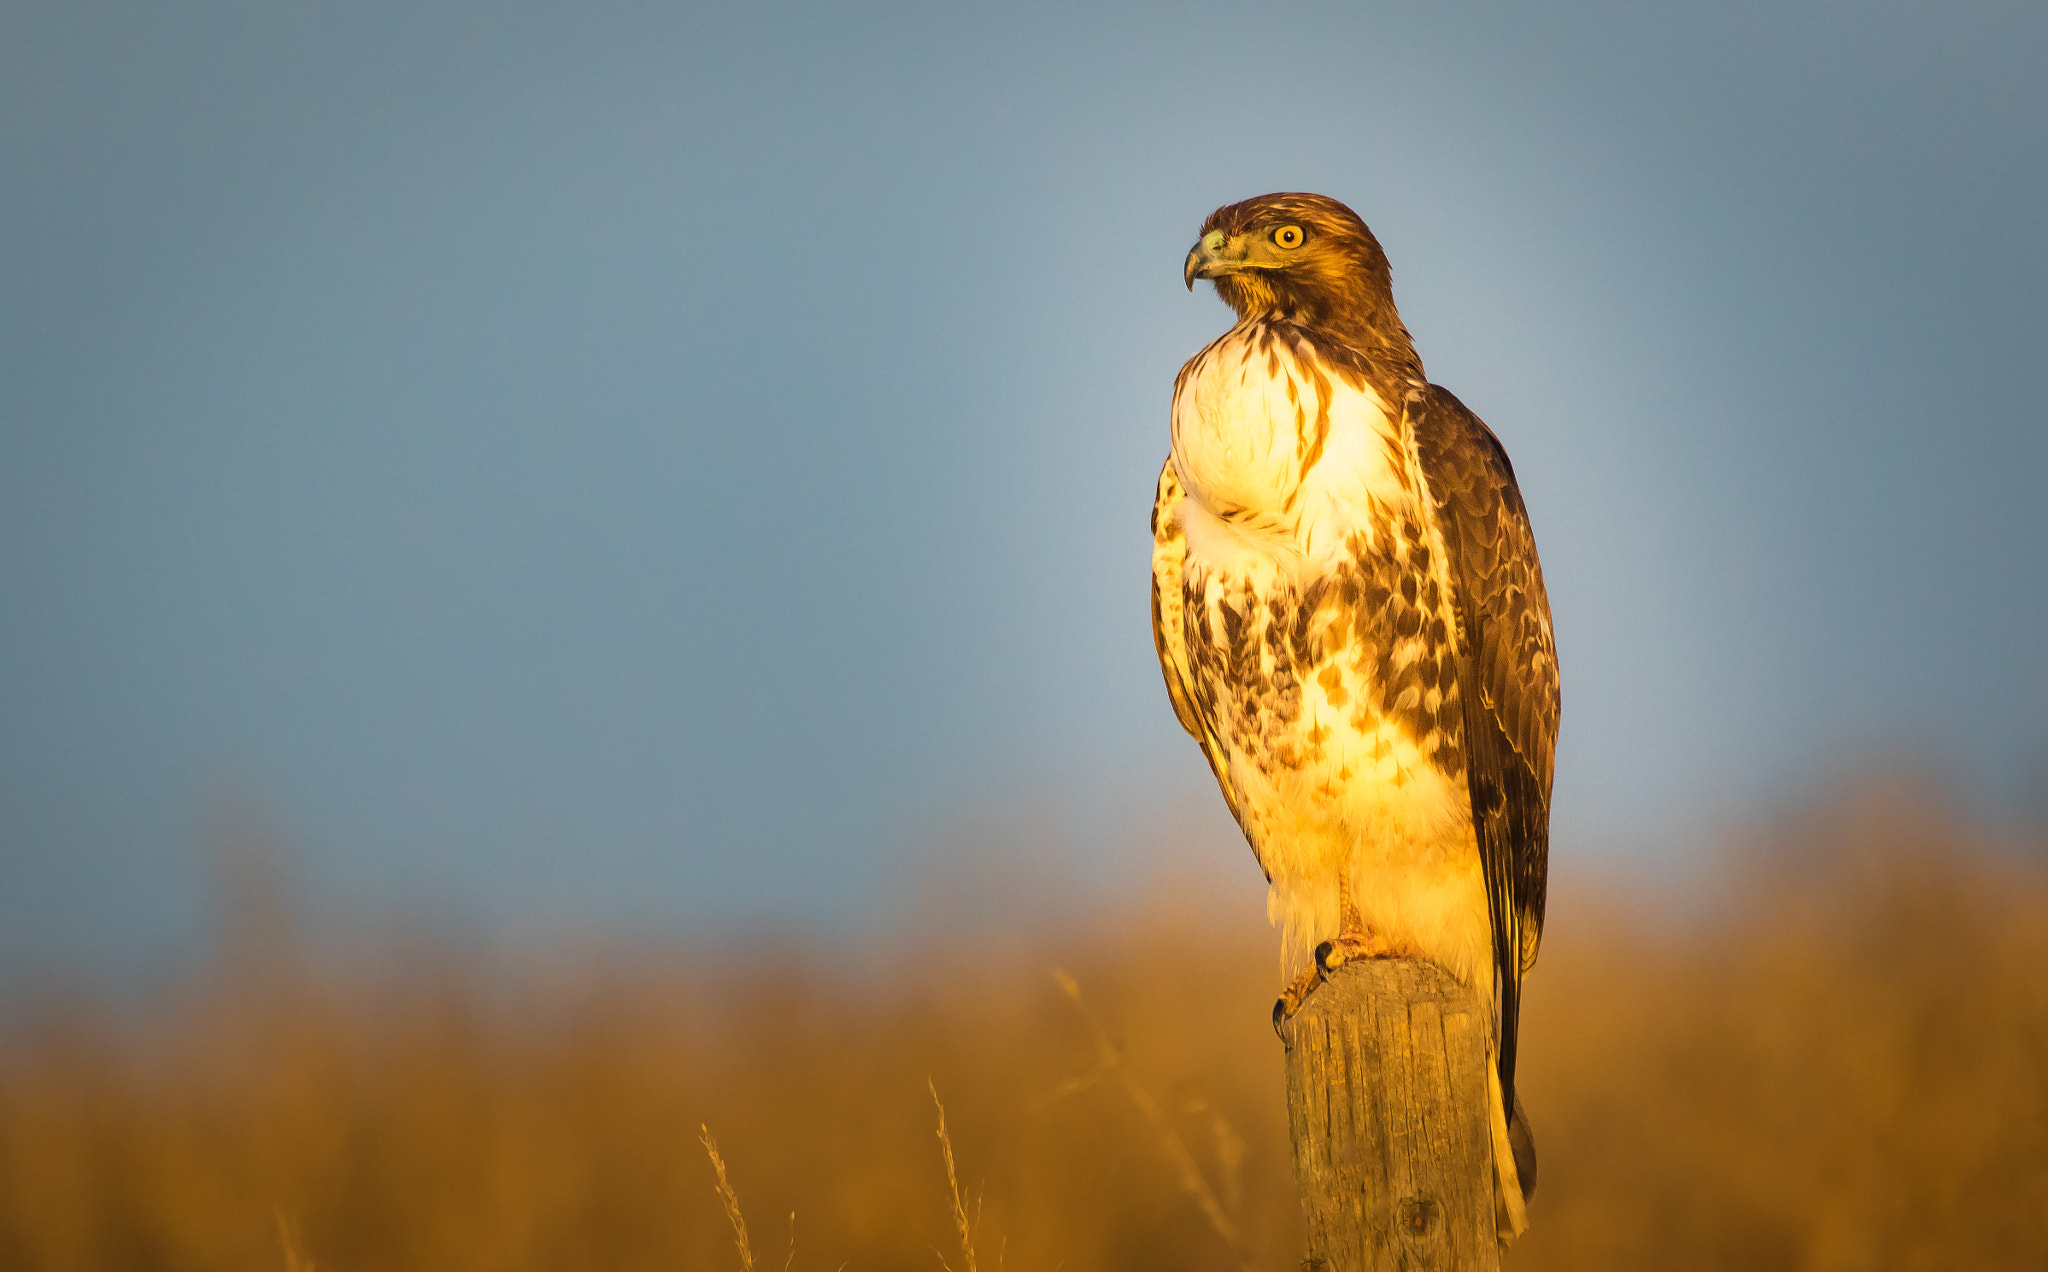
[1314,927,1424,976]
[1273,928,1428,1038]
[1272,961,1327,1037]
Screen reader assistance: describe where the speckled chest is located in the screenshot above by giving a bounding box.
[1166,322,1467,786]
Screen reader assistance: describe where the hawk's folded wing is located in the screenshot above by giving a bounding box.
[1410,384,1559,1110]
[1150,459,1251,843]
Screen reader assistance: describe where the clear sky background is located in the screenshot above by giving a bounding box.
[3,1,2044,981]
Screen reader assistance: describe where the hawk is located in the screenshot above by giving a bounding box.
[1152,193,1557,1226]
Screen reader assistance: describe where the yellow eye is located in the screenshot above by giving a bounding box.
[1272,224,1306,249]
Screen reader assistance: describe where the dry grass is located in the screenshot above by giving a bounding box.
[698,1125,755,1271]
[1051,969,1262,1272]
[928,1081,980,1272]
[272,1212,313,1272]
[0,782,2043,1270]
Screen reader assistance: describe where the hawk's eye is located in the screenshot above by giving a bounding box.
[1272,225,1306,250]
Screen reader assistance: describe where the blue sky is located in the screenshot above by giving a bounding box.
[3,1,2043,980]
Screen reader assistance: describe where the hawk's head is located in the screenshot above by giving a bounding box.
[1184,193,1410,361]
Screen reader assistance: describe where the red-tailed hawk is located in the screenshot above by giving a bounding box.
[1153,192,1557,1228]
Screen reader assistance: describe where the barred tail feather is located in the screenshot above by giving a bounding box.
[1489,1062,1536,1244]
[1509,1088,1537,1201]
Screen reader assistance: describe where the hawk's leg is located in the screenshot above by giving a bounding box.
[1272,873,1426,1037]
[1317,881,1425,972]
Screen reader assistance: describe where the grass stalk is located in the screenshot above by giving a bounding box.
[274,1208,315,1272]
[1053,969,1265,1272]
[700,1124,757,1272]
[929,1079,980,1272]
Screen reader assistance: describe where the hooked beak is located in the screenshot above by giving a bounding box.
[1184,229,1233,290]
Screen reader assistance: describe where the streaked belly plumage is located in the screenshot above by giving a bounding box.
[1164,321,1489,988]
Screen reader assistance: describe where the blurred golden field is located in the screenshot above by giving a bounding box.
[2,779,2044,1271]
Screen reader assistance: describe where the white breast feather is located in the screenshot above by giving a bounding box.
[1171,325,1406,570]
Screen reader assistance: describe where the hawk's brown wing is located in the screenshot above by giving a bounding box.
[1409,384,1559,1116]
[1150,459,1251,843]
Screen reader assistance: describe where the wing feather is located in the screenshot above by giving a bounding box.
[1409,384,1559,1116]
[1150,461,1203,741]
[1150,459,1252,842]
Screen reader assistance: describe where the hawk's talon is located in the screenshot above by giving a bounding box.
[1313,939,1341,976]
[1274,931,1435,1041]
[1272,958,1329,1038]
[1323,927,1426,972]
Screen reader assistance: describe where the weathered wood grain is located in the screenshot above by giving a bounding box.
[1280,958,1502,1272]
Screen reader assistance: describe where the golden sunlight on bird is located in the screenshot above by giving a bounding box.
[1154,192,1559,1234]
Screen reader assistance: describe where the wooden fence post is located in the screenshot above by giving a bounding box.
[1279,957,1509,1271]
